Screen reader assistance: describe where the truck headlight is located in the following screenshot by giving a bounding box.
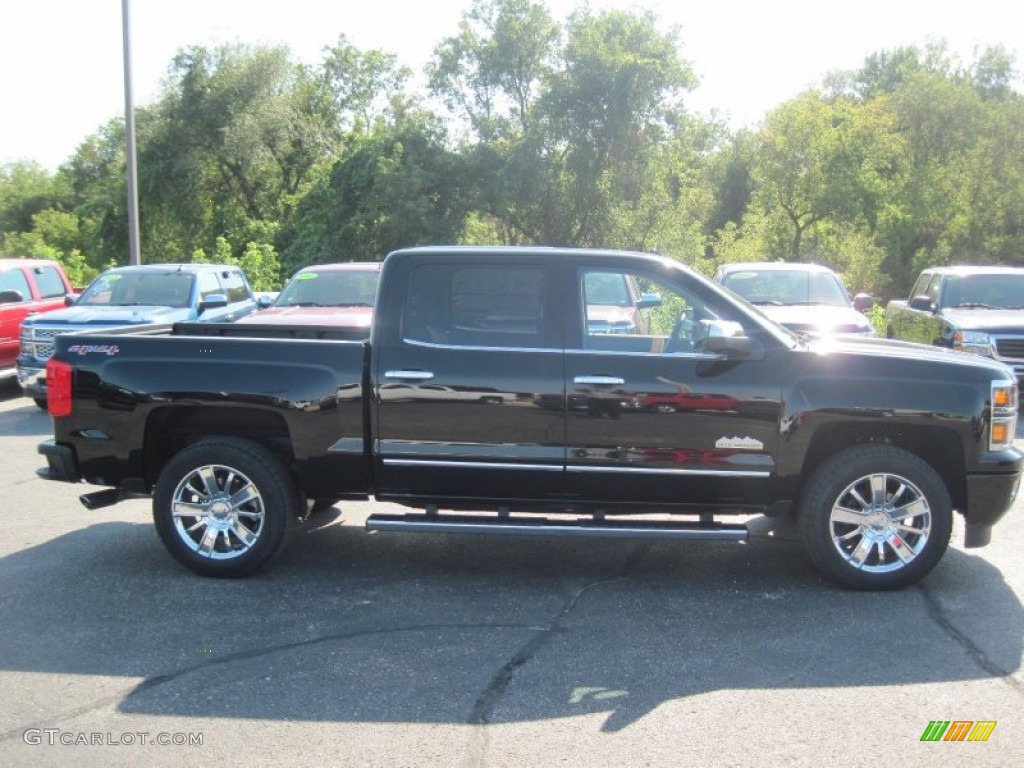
[954,330,992,356]
[19,327,35,357]
[990,380,1017,451]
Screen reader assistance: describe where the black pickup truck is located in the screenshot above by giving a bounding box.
[37,247,1023,589]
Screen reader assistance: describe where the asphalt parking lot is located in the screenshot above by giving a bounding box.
[0,378,1021,767]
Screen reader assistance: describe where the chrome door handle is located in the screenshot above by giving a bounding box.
[385,370,435,380]
[574,375,625,386]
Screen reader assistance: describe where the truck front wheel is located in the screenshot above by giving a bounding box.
[153,438,296,577]
[798,444,952,590]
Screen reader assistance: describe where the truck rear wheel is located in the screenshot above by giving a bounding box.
[153,438,296,577]
[798,444,952,590]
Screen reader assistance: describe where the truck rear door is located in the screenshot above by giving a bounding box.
[373,256,567,504]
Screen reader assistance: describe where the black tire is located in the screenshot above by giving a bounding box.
[153,437,297,577]
[33,398,47,410]
[798,444,952,590]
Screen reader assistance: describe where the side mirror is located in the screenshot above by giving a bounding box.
[700,319,763,359]
[637,292,663,310]
[256,294,275,309]
[198,293,229,312]
[64,292,78,307]
[853,293,874,312]
[0,289,24,304]
[908,295,935,312]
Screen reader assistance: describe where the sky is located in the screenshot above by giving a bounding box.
[1,0,1022,171]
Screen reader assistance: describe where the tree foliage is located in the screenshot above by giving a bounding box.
[0,4,1021,301]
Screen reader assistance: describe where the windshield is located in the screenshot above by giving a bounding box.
[275,269,379,307]
[942,274,1024,309]
[76,272,194,308]
[721,269,849,307]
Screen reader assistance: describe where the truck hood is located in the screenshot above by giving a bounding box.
[808,335,1015,378]
[939,308,1024,333]
[25,305,193,326]
[759,304,872,335]
[235,305,373,327]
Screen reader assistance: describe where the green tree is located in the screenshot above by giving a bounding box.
[138,44,343,262]
[321,35,412,133]
[431,2,697,247]
[751,92,904,263]
[0,161,61,236]
[279,114,469,270]
[191,235,281,291]
[58,118,132,270]
[428,0,558,142]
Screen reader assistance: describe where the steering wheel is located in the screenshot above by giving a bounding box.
[665,317,695,353]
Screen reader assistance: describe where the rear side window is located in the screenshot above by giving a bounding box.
[404,264,550,349]
[33,266,67,298]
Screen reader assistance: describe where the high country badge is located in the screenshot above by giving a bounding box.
[715,436,764,450]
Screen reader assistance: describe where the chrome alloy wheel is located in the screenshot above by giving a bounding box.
[828,472,932,573]
[171,464,266,559]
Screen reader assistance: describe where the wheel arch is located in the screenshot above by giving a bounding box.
[143,405,294,490]
[798,423,965,512]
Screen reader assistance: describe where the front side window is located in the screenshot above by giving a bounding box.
[404,264,550,348]
[578,267,742,354]
[0,269,32,300]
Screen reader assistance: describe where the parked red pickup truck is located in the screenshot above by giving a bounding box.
[236,262,381,333]
[0,259,75,380]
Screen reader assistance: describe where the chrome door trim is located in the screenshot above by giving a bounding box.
[383,459,563,472]
[567,465,770,478]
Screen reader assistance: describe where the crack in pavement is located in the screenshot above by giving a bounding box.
[460,543,651,768]
[918,582,1023,695]
[0,621,549,743]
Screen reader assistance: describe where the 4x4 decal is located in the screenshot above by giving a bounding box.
[67,344,120,356]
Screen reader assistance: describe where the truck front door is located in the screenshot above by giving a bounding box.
[562,261,781,511]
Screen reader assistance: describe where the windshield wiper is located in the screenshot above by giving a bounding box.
[749,300,784,306]
[953,302,999,309]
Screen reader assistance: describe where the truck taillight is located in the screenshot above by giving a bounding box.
[47,359,73,418]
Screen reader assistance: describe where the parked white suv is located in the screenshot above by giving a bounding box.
[714,262,874,337]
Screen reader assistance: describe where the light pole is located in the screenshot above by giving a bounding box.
[122,0,141,265]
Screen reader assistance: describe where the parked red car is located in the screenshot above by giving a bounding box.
[236,262,381,333]
[0,259,75,380]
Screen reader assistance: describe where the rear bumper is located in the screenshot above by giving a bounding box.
[37,439,81,484]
